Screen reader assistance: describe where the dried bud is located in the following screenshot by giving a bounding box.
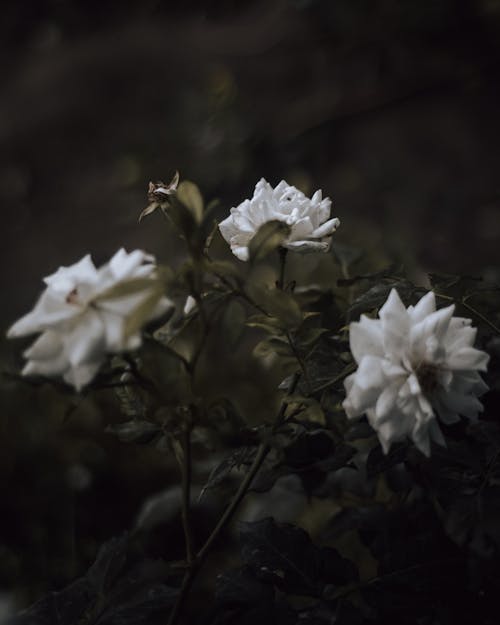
[139,170,180,222]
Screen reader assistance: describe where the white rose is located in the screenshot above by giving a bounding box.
[218,178,340,261]
[343,289,489,456]
[7,248,173,390]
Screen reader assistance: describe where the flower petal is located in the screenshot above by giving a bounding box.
[7,290,82,337]
[64,361,103,391]
[44,254,98,294]
[438,389,484,419]
[349,315,384,363]
[408,291,436,324]
[446,346,489,371]
[284,240,330,253]
[310,217,340,238]
[65,310,105,367]
[379,289,410,357]
[342,356,386,418]
[23,330,63,360]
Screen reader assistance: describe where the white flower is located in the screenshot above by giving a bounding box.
[343,289,489,456]
[219,178,340,261]
[7,249,173,390]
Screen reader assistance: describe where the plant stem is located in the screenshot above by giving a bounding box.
[285,330,311,391]
[311,362,357,394]
[180,425,194,565]
[277,247,288,290]
[167,373,300,625]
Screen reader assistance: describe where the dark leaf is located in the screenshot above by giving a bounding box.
[345,421,376,441]
[366,442,408,479]
[97,583,177,625]
[200,447,256,498]
[87,534,129,594]
[7,578,91,625]
[239,518,357,598]
[284,431,334,468]
[215,566,274,607]
[211,567,295,625]
[7,536,129,625]
[297,600,365,625]
[106,420,162,444]
[348,280,417,321]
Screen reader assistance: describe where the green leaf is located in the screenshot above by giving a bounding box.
[287,396,326,426]
[246,283,303,329]
[123,284,165,339]
[248,220,291,262]
[94,277,163,302]
[246,314,285,335]
[223,299,247,345]
[253,336,293,359]
[177,180,204,223]
[203,258,241,280]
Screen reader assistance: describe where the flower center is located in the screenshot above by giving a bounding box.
[66,288,80,305]
[415,362,440,394]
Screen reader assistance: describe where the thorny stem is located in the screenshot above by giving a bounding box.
[167,373,300,625]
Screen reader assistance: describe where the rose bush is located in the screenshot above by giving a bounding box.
[5,175,499,625]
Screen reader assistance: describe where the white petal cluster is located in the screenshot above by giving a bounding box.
[7,249,173,390]
[343,289,489,456]
[219,178,340,261]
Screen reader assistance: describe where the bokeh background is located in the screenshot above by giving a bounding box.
[1,0,500,617]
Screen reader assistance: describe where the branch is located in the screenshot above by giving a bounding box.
[167,373,300,625]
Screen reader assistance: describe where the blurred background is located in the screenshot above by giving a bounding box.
[1,0,500,616]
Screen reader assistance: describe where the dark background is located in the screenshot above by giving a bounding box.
[2,0,500,328]
[1,0,500,616]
